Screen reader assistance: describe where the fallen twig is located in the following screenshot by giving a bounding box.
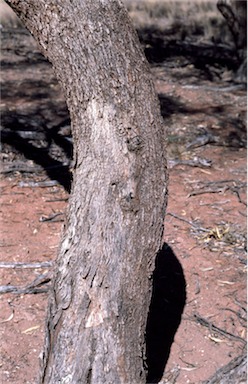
[0,261,53,269]
[188,187,227,197]
[234,298,247,314]
[162,365,181,384]
[186,132,217,149]
[167,212,209,232]
[193,313,246,345]
[18,180,59,188]
[202,354,247,384]
[45,198,68,202]
[232,187,247,206]
[188,180,247,205]
[1,129,45,141]
[168,156,212,169]
[0,162,43,174]
[220,307,247,326]
[1,163,69,175]
[39,212,64,222]
[0,272,52,295]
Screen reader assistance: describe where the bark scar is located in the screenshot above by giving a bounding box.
[126,135,143,152]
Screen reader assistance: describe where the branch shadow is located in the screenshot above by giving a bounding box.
[158,94,190,119]
[146,243,186,384]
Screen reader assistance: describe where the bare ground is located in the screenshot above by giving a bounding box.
[0,17,247,384]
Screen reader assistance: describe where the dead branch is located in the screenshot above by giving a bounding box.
[18,180,59,187]
[162,365,181,384]
[220,307,247,327]
[193,313,246,345]
[234,297,247,314]
[45,198,68,202]
[0,161,69,175]
[188,187,227,197]
[186,132,217,149]
[140,29,239,67]
[168,156,212,169]
[0,272,52,294]
[0,261,53,268]
[202,354,247,384]
[1,129,46,141]
[0,162,43,174]
[39,212,64,222]
[188,180,247,205]
[167,212,209,232]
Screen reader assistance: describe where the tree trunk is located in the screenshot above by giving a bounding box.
[7,1,167,383]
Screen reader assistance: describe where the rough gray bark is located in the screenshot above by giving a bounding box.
[7,1,167,383]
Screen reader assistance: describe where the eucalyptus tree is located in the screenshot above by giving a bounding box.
[7,1,167,382]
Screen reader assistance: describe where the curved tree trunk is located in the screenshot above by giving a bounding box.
[7,1,167,383]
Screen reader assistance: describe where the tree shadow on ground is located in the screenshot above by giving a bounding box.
[1,28,73,192]
[137,26,241,75]
[1,109,72,192]
[146,243,186,384]
[158,93,246,148]
[158,94,190,119]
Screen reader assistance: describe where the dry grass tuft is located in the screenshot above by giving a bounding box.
[123,0,231,44]
[1,0,232,45]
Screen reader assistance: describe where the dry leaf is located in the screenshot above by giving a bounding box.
[22,325,40,334]
[181,366,198,371]
[0,311,14,324]
[217,280,235,286]
[200,267,213,272]
[208,335,226,343]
